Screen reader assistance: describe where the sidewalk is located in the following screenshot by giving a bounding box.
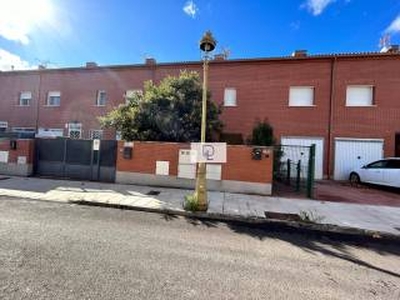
[0,176,399,235]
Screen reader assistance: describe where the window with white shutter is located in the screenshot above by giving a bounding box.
[224,88,237,106]
[47,91,61,106]
[96,90,107,106]
[289,86,314,106]
[19,91,32,106]
[346,85,374,106]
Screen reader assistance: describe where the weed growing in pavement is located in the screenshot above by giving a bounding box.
[183,193,200,212]
[299,210,325,223]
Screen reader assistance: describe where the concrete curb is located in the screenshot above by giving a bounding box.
[70,199,400,245]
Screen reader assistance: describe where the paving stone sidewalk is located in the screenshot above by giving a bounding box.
[0,176,399,235]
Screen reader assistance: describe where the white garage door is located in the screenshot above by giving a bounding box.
[281,137,324,180]
[334,138,384,180]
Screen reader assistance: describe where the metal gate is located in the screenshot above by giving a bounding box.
[273,144,316,198]
[34,139,117,182]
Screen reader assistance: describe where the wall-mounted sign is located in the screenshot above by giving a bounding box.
[93,139,100,151]
[190,143,227,163]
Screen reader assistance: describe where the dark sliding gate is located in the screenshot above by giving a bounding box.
[34,139,117,182]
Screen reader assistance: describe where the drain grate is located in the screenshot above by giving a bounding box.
[147,190,161,196]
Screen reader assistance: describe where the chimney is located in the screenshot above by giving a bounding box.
[85,62,98,68]
[292,50,308,57]
[145,57,156,65]
[214,54,226,61]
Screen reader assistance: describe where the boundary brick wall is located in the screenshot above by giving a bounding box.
[0,139,35,176]
[116,141,273,195]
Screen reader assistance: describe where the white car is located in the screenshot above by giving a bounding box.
[349,158,400,188]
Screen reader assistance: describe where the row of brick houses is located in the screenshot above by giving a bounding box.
[1,49,400,180]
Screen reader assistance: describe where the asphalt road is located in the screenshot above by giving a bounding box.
[0,198,399,300]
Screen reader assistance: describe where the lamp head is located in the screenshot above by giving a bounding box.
[199,31,217,52]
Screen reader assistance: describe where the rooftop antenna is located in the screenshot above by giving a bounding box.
[35,58,57,69]
[221,47,231,59]
[379,34,391,52]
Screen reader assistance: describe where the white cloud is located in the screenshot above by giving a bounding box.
[0,0,54,44]
[303,0,336,16]
[183,0,198,18]
[0,25,30,45]
[385,15,400,34]
[0,48,35,71]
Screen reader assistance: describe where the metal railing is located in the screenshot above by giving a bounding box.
[273,144,315,198]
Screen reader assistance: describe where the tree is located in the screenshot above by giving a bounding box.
[99,71,223,142]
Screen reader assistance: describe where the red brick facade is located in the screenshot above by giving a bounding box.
[1,53,400,178]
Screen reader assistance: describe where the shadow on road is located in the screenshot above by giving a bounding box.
[161,213,400,279]
[227,222,400,279]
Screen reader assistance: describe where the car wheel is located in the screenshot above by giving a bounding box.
[349,172,360,186]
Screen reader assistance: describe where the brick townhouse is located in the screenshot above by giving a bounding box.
[0,48,400,180]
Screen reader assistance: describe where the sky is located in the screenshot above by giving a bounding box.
[0,0,400,70]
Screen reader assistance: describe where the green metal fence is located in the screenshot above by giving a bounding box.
[273,144,316,198]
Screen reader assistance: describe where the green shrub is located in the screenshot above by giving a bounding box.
[249,120,275,146]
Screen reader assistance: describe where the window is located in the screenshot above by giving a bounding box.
[12,127,35,133]
[0,121,8,132]
[12,127,35,138]
[12,127,35,132]
[38,128,64,138]
[346,85,374,106]
[387,160,400,169]
[125,89,142,105]
[19,91,32,106]
[366,160,387,169]
[224,88,237,106]
[96,90,107,106]
[68,123,82,139]
[89,129,103,140]
[289,86,314,106]
[47,91,61,106]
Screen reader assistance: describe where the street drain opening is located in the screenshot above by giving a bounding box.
[147,190,161,196]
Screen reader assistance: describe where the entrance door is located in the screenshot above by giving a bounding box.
[395,133,400,157]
